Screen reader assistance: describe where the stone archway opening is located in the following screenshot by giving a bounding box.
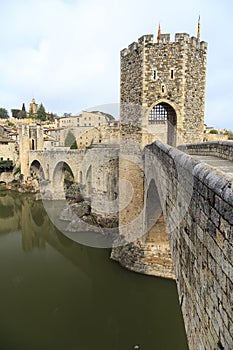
[30,160,45,181]
[145,179,162,236]
[53,162,75,197]
[145,179,174,277]
[148,102,177,146]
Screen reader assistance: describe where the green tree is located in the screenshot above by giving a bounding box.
[65,131,76,147]
[37,103,46,121]
[0,108,9,119]
[70,140,78,149]
[209,129,218,134]
[48,113,56,122]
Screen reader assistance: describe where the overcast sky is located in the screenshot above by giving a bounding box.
[0,0,232,129]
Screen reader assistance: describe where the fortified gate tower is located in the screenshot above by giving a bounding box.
[118,30,208,242]
[120,31,208,145]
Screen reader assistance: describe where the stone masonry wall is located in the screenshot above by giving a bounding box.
[144,141,233,350]
[120,33,207,145]
[179,141,233,161]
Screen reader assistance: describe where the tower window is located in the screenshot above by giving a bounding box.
[171,69,174,79]
[161,84,165,93]
[153,70,157,79]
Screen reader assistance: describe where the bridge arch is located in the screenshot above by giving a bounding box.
[145,179,163,235]
[29,160,45,180]
[52,161,75,196]
[146,99,180,147]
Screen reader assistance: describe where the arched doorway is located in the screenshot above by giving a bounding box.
[148,102,177,146]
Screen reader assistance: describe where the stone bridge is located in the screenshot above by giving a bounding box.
[28,148,86,198]
[142,141,233,350]
[28,145,119,206]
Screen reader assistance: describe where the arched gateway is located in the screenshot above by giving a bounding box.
[148,102,177,146]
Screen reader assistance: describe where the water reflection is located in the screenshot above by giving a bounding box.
[0,191,188,350]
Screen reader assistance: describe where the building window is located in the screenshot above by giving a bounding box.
[89,123,91,126]
[153,70,157,79]
[171,69,174,79]
[77,117,79,122]
[98,123,101,126]
[161,84,165,93]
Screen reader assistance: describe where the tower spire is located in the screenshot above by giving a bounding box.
[197,15,201,41]
[157,23,161,43]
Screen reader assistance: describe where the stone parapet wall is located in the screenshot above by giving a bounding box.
[179,141,233,161]
[144,141,233,350]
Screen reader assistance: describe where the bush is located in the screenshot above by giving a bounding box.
[209,129,218,134]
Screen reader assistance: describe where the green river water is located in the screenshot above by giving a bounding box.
[0,191,188,350]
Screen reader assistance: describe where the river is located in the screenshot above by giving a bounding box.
[0,191,188,350]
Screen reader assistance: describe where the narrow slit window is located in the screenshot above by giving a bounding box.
[161,84,165,93]
[171,69,174,79]
[153,70,157,79]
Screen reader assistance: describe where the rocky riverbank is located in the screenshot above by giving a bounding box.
[59,184,119,235]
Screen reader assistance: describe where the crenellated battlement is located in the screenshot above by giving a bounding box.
[121,32,207,56]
